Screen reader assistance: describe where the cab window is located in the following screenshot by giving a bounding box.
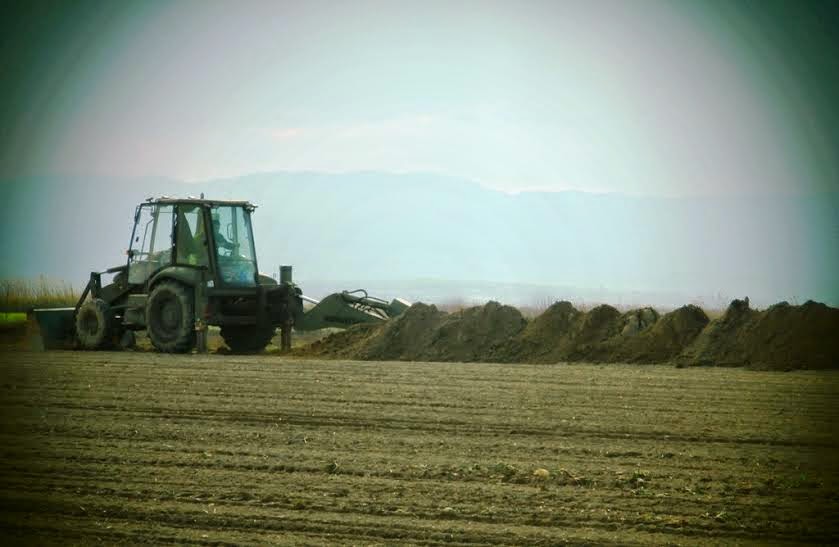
[176,205,209,267]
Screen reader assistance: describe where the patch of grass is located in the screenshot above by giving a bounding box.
[0,277,80,312]
[0,312,27,325]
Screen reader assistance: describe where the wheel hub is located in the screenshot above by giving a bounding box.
[80,310,99,334]
[160,299,181,330]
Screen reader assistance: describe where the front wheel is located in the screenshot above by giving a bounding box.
[76,298,114,350]
[146,281,195,353]
[220,325,275,354]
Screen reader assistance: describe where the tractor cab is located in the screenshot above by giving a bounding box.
[127,199,259,289]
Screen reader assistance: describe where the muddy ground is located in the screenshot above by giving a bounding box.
[1,350,837,544]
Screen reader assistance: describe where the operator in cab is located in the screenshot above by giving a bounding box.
[212,217,235,254]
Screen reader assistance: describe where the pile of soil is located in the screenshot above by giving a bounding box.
[677,299,839,369]
[360,303,448,361]
[620,307,659,336]
[607,305,710,363]
[299,301,526,362]
[423,301,526,362]
[491,301,581,363]
[496,303,674,364]
[297,303,442,360]
[563,304,624,362]
[298,322,384,359]
[494,303,632,363]
[746,300,839,369]
[300,298,838,370]
[674,298,757,366]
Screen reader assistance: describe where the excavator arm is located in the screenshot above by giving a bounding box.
[296,289,410,331]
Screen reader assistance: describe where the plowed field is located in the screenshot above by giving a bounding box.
[0,351,837,545]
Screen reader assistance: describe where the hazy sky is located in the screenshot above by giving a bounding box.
[2,0,837,197]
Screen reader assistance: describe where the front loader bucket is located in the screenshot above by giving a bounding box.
[33,308,76,349]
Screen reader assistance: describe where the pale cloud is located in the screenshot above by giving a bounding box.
[19,1,832,198]
[268,115,440,141]
[269,128,305,139]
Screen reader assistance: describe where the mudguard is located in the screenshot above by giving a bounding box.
[148,266,203,289]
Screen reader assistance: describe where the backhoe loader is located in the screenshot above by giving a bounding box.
[34,197,409,353]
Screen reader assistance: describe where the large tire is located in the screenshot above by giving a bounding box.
[146,281,195,353]
[76,298,113,350]
[220,325,275,354]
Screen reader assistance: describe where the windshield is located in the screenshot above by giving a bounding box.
[211,205,257,286]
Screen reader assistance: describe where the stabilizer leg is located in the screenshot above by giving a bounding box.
[281,321,292,352]
[195,320,208,354]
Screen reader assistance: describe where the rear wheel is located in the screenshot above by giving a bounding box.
[146,281,195,353]
[76,298,113,350]
[220,325,275,354]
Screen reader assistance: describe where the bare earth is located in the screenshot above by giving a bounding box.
[0,351,837,545]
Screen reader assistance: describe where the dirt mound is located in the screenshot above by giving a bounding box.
[492,302,625,363]
[746,300,839,369]
[424,301,526,362]
[297,303,443,360]
[297,322,384,359]
[301,301,526,362]
[620,307,659,336]
[491,301,580,363]
[564,304,624,361]
[674,298,757,366]
[677,299,839,369]
[298,298,838,369]
[607,304,709,363]
[581,306,661,362]
[360,303,448,360]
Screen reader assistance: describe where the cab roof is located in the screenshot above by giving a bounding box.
[143,196,257,210]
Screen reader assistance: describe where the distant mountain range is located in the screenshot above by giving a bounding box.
[1,171,836,308]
